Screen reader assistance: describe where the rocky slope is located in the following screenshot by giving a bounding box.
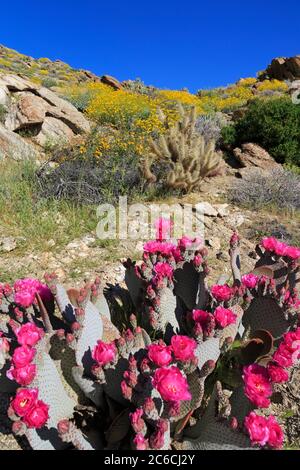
[0,74,90,159]
[0,45,101,87]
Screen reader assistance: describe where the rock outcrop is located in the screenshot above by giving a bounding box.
[0,74,90,157]
[0,123,38,160]
[233,143,279,173]
[263,55,300,81]
[100,74,123,90]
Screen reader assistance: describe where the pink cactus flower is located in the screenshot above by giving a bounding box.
[273,329,300,368]
[8,363,37,386]
[261,237,278,253]
[285,245,300,260]
[154,262,173,279]
[152,366,191,403]
[14,290,36,308]
[23,400,49,429]
[267,363,289,384]
[12,345,36,369]
[171,335,197,362]
[211,284,233,302]
[274,241,289,257]
[242,274,259,289]
[147,343,173,367]
[266,415,284,449]
[15,323,44,347]
[178,236,202,250]
[192,309,213,327]
[214,306,236,329]
[92,340,117,366]
[13,278,53,308]
[11,388,38,417]
[243,364,272,408]
[244,412,270,446]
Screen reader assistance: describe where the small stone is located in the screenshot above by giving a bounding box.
[215,204,229,217]
[226,214,245,227]
[47,239,56,248]
[0,237,17,252]
[81,235,96,246]
[196,202,218,217]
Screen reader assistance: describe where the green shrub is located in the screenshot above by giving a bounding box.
[41,77,58,88]
[222,98,300,166]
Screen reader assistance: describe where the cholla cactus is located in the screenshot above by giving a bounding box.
[0,221,299,450]
[140,104,223,192]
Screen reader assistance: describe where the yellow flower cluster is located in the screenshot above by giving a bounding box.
[63,75,291,164]
[196,84,254,112]
[158,89,203,111]
[256,79,289,93]
[238,77,257,87]
[86,83,180,133]
[79,129,149,160]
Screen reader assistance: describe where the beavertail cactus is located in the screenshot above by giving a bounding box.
[0,221,299,450]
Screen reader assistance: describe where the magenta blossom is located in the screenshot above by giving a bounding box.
[261,237,278,253]
[22,400,49,429]
[242,274,259,289]
[12,345,36,369]
[8,363,37,386]
[153,366,191,403]
[154,262,173,279]
[147,343,173,367]
[14,290,35,308]
[92,340,117,367]
[214,306,236,329]
[266,416,284,449]
[178,236,202,250]
[16,323,44,347]
[171,335,197,362]
[11,388,38,417]
[243,364,272,408]
[244,412,270,446]
[13,278,53,308]
[211,284,233,302]
[267,363,289,384]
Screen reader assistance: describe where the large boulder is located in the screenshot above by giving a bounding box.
[263,55,300,81]
[100,74,123,90]
[0,123,38,160]
[5,92,47,131]
[35,117,75,146]
[0,74,90,151]
[233,143,279,172]
[290,80,300,104]
[0,87,10,106]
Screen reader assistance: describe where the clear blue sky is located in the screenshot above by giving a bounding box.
[1,0,300,92]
